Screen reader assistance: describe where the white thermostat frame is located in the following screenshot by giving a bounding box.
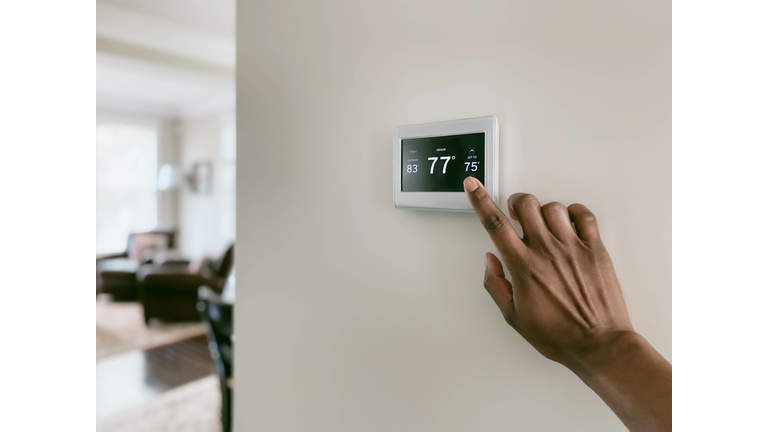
[393,115,498,211]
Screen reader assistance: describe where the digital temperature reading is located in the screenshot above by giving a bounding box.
[394,115,497,211]
[401,133,485,192]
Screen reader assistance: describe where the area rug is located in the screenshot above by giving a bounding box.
[97,374,221,432]
[97,299,207,359]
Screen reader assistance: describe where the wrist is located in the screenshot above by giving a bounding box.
[560,330,672,432]
[562,330,646,375]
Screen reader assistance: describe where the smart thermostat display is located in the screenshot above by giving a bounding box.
[394,116,498,211]
[401,133,485,192]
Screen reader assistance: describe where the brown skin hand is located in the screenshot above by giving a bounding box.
[464,177,671,432]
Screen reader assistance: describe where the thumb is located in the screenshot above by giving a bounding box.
[484,252,516,318]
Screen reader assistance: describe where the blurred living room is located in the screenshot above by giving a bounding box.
[5,0,768,431]
[95,1,235,430]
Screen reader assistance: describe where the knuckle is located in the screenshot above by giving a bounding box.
[580,211,597,223]
[544,201,566,211]
[516,194,539,209]
[482,213,507,232]
[542,202,566,216]
[569,203,596,222]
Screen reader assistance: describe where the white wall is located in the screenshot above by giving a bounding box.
[235,1,670,431]
[178,109,236,258]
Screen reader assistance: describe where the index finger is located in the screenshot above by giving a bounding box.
[464,177,527,259]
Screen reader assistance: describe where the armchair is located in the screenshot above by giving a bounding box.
[138,244,233,323]
[97,229,177,301]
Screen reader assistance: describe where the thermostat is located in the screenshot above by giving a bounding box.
[394,115,498,211]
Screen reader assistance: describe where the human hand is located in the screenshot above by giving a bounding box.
[463,177,634,367]
[464,176,671,431]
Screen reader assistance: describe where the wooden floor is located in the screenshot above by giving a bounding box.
[97,335,215,418]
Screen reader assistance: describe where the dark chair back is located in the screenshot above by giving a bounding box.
[213,244,234,281]
[198,286,233,432]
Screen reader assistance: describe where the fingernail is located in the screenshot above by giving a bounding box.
[464,176,481,192]
[484,253,490,267]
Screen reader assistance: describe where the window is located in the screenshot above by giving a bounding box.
[96,123,158,254]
